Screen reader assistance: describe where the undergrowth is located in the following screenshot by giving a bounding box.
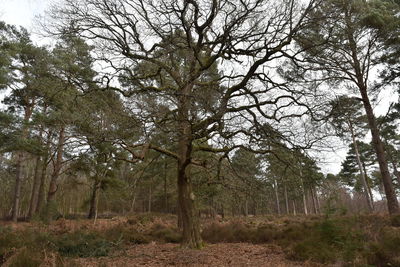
[0,214,181,265]
[201,214,400,266]
[1,213,400,266]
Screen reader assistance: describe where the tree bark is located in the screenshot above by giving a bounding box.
[303,191,308,215]
[47,126,65,204]
[274,179,281,215]
[362,162,375,208]
[392,161,400,187]
[11,152,24,222]
[148,182,152,213]
[177,83,202,248]
[244,198,249,216]
[358,86,399,214]
[300,177,308,215]
[11,104,33,222]
[293,200,297,216]
[35,132,52,213]
[313,186,320,214]
[349,120,374,212]
[28,155,42,218]
[311,189,317,214]
[345,15,399,214]
[88,180,101,219]
[164,161,168,213]
[385,145,400,186]
[284,183,289,214]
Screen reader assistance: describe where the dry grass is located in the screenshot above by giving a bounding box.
[1,213,400,266]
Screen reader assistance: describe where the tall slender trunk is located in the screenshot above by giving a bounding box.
[11,104,33,222]
[88,180,101,219]
[303,191,308,215]
[362,162,374,208]
[385,145,400,186]
[164,161,168,213]
[11,152,24,222]
[253,199,257,216]
[177,83,202,248]
[392,161,400,187]
[359,87,398,214]
[314,187,321,214]
[284,183,289,214]
[349,121,373,212]
[35,131,52,213]
[274,179,281,215]
[345,19,399,214]
[300,176,308,215]
[244,198,249,216]
[28,106,47,218]
[28,155,42,218]
[293,200,297,215]
[47,126,65,204]
[311,188,317,214]
[148,181,152,213]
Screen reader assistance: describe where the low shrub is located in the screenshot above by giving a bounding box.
[201,222,244,243]
[367,227,400,266]
[103,224,150,244]
[0,227,53,266]
[54,231,113,257]
[7,248,42,267]
[148,223,181,243]
[201,222,278,243]
[390,215,400,227]
[286,218,365,263]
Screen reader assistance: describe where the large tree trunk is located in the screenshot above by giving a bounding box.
[47,126,65,204]
[358,86,399,214]
[177,160,202,248]
[349,120,374,212]
[177,83,202,249]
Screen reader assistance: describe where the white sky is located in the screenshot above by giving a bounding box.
[0,0,52,29]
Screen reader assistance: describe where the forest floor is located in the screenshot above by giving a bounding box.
[70,242,305,267]
[1,213,400,266]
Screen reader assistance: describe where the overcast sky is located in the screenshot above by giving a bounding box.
[0,0,52,29]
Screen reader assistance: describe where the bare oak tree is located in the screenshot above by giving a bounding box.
[47,0,319,247]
